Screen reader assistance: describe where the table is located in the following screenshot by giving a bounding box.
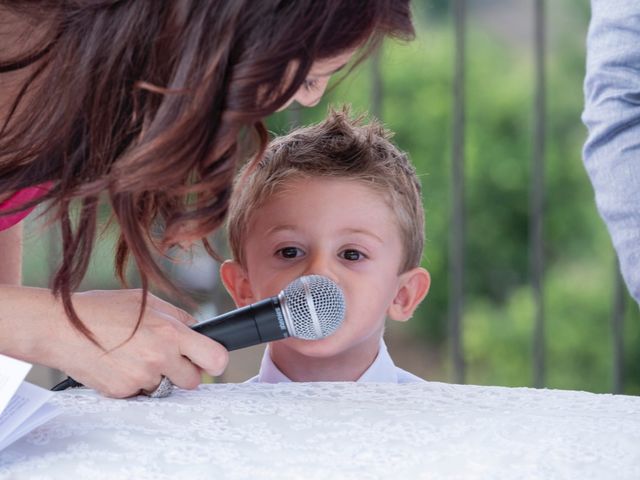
[0,382,639,479]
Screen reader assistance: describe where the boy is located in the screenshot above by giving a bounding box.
[220,107,430,383]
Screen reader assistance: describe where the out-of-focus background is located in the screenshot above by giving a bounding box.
[23,0,640,394]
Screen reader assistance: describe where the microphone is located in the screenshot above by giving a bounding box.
[52,274,345,391]
[192,274,346,350]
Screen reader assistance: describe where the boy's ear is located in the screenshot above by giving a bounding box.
[219,260,256,307]
[387,267,431,322]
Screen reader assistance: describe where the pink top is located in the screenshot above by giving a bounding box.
[0,185,51,231]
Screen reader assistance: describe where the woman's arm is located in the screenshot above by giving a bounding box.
[0,223,23,285]
[0,221,229,396]
[0,285,229,397]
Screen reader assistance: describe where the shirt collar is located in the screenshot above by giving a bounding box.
[256,345,293,383]
[256,339,399,383]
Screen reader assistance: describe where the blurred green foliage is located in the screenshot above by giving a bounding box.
[22,0,640,394]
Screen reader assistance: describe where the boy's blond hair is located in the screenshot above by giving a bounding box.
[227,106,424,273]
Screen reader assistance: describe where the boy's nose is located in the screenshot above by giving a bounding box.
[303,252,338,283]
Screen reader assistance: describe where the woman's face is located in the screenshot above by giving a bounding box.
[278,49,356,111]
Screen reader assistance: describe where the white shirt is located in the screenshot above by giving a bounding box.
[245,339,425,384]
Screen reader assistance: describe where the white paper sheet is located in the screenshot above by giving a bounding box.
[0,354,60,451]
[0,354,31,414]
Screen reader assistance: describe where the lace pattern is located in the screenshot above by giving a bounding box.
[1,382,639,479]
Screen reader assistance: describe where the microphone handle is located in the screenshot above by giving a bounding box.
[191,296,290,351]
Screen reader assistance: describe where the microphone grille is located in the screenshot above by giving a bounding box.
[281,275,346,340]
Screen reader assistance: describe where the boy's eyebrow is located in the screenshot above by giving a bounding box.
[264,225,385,244]
[265,225,298,235]
[342,228,384,244]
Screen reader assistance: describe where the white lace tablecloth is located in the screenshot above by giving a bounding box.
[0,382,639,479]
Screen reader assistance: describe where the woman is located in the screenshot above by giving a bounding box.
[0,1,414,398]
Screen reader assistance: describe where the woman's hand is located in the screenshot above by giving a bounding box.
[0,286,228,398]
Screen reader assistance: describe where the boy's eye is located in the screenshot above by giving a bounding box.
[340,249,365,261]
[277,246,303,259]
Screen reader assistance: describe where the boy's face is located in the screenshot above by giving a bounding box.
[222,177,429,359]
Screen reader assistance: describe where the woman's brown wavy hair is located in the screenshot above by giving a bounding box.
[0,0,414,344]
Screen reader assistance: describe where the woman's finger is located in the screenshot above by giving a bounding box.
[176,326,230,378]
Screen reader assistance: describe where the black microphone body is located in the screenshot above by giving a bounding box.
[192,274,345,350]
[192,297,289,351]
